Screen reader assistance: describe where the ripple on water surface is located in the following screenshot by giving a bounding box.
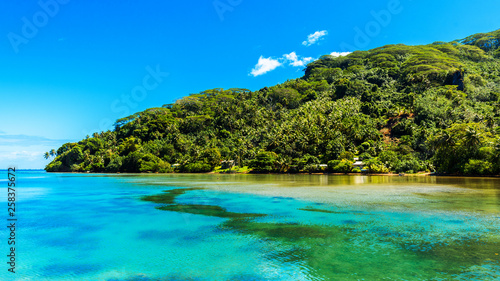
[3,172,499,280]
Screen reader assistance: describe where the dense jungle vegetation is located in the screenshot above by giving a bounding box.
[45,30,500,175]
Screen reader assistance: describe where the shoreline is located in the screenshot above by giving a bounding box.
[42,171,500,178]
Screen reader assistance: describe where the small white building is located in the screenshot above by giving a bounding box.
[353,160,365,169]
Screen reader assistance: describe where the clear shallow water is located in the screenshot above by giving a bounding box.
[1,172,499,280]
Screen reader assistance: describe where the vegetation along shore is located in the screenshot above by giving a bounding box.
[45,30,500,176]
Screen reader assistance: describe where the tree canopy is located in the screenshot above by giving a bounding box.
[46,29,500,175]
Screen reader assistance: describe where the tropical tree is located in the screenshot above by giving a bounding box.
[43,29,500,176]
[463,126,481,151]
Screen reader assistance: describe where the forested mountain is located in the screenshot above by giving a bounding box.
[46,30,500,175]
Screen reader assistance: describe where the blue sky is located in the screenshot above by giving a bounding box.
[1,0,499,169]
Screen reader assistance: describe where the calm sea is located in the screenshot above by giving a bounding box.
[1,171,499,280]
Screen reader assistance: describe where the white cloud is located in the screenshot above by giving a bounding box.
[302,30,328,46]
[330,51,352,57]
[250,56,282,77]
[283,52,314,67]
[0,150,41,162]
[0,134,71,169]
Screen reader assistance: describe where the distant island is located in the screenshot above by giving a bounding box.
[45,29,500,176]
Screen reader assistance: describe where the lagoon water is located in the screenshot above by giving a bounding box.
[1,171,499,280]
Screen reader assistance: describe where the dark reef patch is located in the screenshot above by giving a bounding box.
[141,188,204,204]
[221,220,332,241]
[157,204,266,219]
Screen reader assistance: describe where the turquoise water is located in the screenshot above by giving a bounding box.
[1,172,499,280]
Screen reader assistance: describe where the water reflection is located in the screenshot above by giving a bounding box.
[134,174,500,214]
[11,172,499,280]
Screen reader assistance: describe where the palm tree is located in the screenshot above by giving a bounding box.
[276,154,290,173]
[50,149,56,158]
[463,127,481,150]
[433,130,454,151]
[44,152,50,160]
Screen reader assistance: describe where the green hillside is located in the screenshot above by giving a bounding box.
[46,29,500,175]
